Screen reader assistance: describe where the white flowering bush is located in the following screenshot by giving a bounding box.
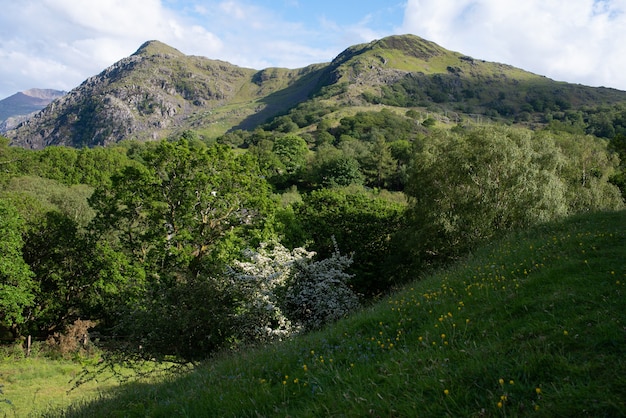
[284,240,360,330]
[226,241,312,342]
[226,238,360,341]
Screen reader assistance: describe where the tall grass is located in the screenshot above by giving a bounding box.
[25,210,626,416]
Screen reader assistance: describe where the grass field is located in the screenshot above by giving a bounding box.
[2,209,625,417]
[0,356,110,417]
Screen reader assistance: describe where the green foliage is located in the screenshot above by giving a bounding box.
[0,199,35,331]
[271,134,309,182]
[0,140,133,188]
[404,126,570,260]
[402,125,624,265]
[1,176,94,227]
[88,138,278,360]
[334,109,417,143]
[91,139,273,272]
[21,212,127,336]
[288,188,406,296]
[313,153,364,188]
[550,132,624,211]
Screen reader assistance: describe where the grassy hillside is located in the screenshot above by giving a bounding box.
[37,209,626,417]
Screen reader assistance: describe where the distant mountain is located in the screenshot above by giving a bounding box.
[0,88,65,131]
[6,35,626,149]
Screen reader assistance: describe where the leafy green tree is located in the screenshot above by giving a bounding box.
[388,139,413,190]
[0,199,35,334]
[74,146,134,186]
[550,132,624,211]
[88,138,278,359]
[608,133,626,197]
[21,211,132,335]
[91,139,274,273]
[314,155,364,188]
[361,135,396,188]
[272,134,309,176]
[403,126,569,261]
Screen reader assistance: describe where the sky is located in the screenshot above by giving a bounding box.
[1,0,626,99]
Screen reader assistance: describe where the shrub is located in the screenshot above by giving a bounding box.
[227,239,360,339]
[284,239,360,330]
[226,241,311,342]
[46,319,96,359]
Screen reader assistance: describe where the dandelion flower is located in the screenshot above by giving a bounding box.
[536,387,542,395]
[444,389,450,396]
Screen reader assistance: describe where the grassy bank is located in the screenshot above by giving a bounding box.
[5,210,626,417]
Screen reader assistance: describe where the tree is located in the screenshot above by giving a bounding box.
[284,240,359,330]
[272,134,309,176]
[314,155,364,187]
[361,135,396,188]
[90,139,275,274]
[403,126,570,261]
[551,132,625,211]
[0,199,35,334]
[20,211,133,336]
[88,138,278,359]
[225,241,311,342]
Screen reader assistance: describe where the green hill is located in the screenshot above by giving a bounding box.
[50,209,626,417]
[7,35,626,149]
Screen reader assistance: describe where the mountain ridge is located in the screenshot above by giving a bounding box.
[5,34,626,149]
[0,88,66,131]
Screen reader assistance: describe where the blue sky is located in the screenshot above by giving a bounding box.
[1,0,625,99]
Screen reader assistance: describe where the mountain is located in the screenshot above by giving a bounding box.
[6,35,626,149]
[0,88,65,131]
[5,40,328,149]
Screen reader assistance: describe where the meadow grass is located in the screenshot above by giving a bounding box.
[0,355,112,417]
[6,209,626,417]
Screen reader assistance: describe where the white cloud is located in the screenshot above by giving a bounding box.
[0,0,402,98]
[401,0,626,90]
[6,0,623,101]
[0,0,223,98]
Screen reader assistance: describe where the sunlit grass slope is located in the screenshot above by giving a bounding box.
[54,210,626,417]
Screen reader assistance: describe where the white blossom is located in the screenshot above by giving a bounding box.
[226,238,359,341]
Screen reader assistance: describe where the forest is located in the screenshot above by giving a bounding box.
[1,106,625,363]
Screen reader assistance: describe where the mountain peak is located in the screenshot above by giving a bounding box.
[21,88,66,100]
[133,40,184,58]
[372,34,448,60]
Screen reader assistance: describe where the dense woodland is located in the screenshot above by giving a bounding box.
[1,101,624,363]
